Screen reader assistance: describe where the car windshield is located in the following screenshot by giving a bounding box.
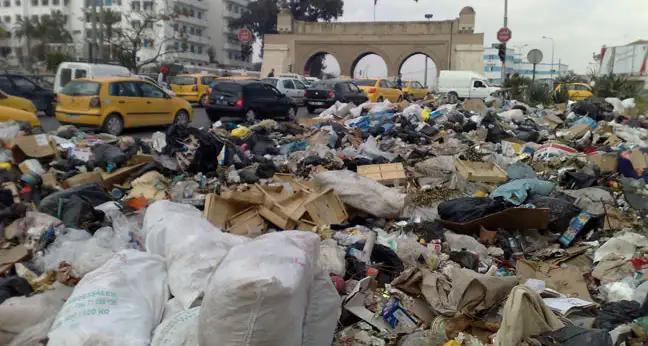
[262,79,278,87]
[215,83,242,96]
[61,81,101,96]
[354,79,376,86]
[170,76,196,85]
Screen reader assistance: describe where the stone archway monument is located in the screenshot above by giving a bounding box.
[261,7,484,79]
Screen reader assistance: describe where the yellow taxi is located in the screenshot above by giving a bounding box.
[353,78,403,103]
[0,105,40,127]
[55,77,192,135]
[169,74,218,106]
[402,80,429,100]
[0,89,38,113]
[555,83,593,101]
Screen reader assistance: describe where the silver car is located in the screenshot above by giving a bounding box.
[262,77,307,106]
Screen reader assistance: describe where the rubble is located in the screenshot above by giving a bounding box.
[1,92,648,346]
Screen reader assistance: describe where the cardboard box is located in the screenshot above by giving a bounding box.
[203,193,249,229]
[455,159,507,183]
[357,163,407,186]
[439,208,550,234]
[227,207,267,238]
[11,134,56,163]
[303,188,348,225]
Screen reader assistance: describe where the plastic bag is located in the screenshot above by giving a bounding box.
[319,239,346,276]
[445,231,489,260]
[142,200,249,309]
[151,307,200,346]
[437,197,510,223]
[490,179,555,205]
[313,170,406,218]
[360,136,397,161]
[199,231,320,346]
[403,104,423,123]
[48,250,168,346]
[40,226,132,277]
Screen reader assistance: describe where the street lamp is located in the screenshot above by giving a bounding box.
[542,36,555,82]
[423,14,433,87]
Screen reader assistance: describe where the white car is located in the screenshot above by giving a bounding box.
[262,77,308,106]
[54,62,131,93]
[438,70,500,99]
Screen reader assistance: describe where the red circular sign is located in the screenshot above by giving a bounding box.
[238,28,253,43]
[497,27,512,43]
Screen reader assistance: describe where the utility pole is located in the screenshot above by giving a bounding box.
[91,0,97,62]
[424,13,433,87]
[501,0,508,83]
[543,36,555,83]
[98,0,105,63]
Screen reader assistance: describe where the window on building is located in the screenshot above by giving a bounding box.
[189,27,194,35]
[172,23,178,32]
[195,29,201,36]
[15,0,20,5]
[227,3,231,10]
[197,11,202,19]
[2,0,9,7]
[3,16,10,23]
[182,25,186,33]
[142,1,152,11]
[131,1,140,11]
[190,9,194,17]
[16,15,21,21]
[190,44,194,53]
[41,0,47,5]
[174,41,179,50]
[197,45,202,54]
[63,0,68,4]
[30,0,36,5]
[181,42,187,52]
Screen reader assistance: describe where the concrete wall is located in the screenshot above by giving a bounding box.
[262,7,483,78]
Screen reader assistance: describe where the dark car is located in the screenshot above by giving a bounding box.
[205,80,297,123]
[0,74,56,116]
[304,80,369,113]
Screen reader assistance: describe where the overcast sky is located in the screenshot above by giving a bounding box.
[317,0,648,80]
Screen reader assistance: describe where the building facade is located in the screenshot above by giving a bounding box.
[483,44,568,84]
[0,0,251,71]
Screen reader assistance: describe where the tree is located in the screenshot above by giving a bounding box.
[555,71,587,84]
[14,17,40,71]
[107,7,180,73]
[102,9,122,60]
[229,0,343,61]
[34,11,73,62]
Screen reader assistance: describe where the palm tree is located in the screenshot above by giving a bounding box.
[14,17,39,71]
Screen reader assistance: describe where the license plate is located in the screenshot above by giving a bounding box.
[310,101,324,105]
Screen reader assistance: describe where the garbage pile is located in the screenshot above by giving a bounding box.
[2,93,648,346]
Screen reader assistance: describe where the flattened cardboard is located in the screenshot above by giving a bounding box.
[516,259,593,301]
[303,188,348,225]
[227,207,267,237]
[64,171,104,188]
[588,153,618,173]
[0,245,29,275]
[630,149,647,174]
[343,277,391,332]
[438,208,550,234]
[11,134,55,163]
[454,159,507,183]
[203,193,249,229]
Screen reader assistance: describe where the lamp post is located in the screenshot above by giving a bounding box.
[542,36,555,82]
[424,13,433,87]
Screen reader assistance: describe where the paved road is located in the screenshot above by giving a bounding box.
[41,106,312,138]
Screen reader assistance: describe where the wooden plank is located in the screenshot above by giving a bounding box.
[227,207,267,237]
[303,188,348,225]
[203,193,249,229]
[454,159,507,183]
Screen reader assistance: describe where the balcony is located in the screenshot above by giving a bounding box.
[174,14,208,28]
[225,0,247,7]
[174,0,208,11]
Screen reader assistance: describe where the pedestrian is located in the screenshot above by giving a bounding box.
[268,68,275,77]
[396,73,403,89]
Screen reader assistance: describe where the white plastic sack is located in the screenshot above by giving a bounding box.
[151,307,200,346]
[314,170,405,218]
[40,226,132,277]
[199,231,320,346]
[498,109,524,122]
[369,99,392,114]
[605,97,625,114]
[622,98,636,110]
[319,239,346,276]
[350,102,369,118]
[142,200,249,309]
[403,104,423,122]
[445,231,489,261]
[302,271,341,346]
[360,136,397,161]
[0,283,73,345]
[48,250,168,346]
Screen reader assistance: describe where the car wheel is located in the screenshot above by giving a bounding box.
[103,114,124,136]
[307,106,316,114]
[245,109,257,123]
[174,110,189,125]
[377,96,384,102]
[198,94,207,107]
[287,107,297,121]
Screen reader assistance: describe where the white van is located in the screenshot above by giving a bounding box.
[438,70,500,99]
[54,62,131,93]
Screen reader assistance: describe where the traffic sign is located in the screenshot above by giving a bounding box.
[238,28,253,43]
[527,49,544,64]
[497,27,512,43]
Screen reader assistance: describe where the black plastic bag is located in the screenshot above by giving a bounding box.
[533,325,612,346]
[482,111,508,143]
[0,276,33,304]
[39,183,111,231]
[563,170,597,189]
[527,195,581,232]
[347,243,404,285]
[92,144,128,170]
[438,197,510,223]
[594,300,642,331]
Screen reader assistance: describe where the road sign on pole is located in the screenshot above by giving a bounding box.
[497,27,512,43]
[238,28,253,43]
[527,49,544,84]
